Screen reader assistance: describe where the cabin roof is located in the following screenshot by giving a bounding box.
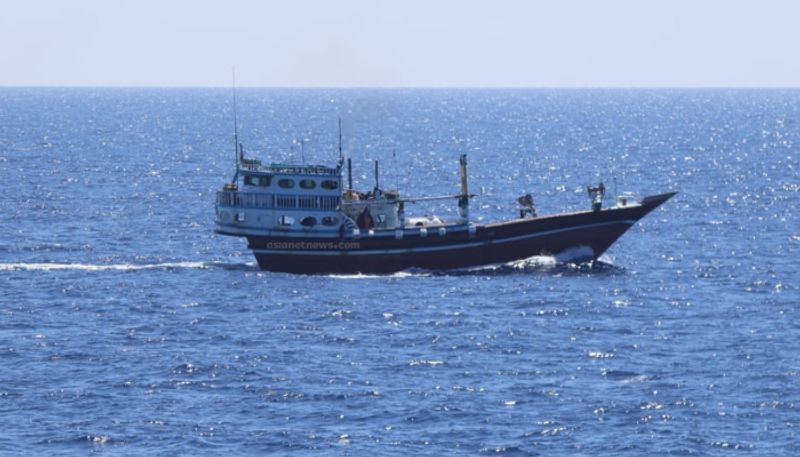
[241,162,340,176]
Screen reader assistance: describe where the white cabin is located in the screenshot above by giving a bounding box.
[215,160,344,236]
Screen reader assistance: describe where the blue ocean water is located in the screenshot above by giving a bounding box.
[0,88,798,455]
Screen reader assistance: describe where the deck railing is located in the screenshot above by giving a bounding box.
[217,191,340,211]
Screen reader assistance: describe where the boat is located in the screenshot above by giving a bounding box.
[214,130,676,274]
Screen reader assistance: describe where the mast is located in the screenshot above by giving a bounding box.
[458,154,469,223]
[338,117,343,165]
[374,159,380,191]
[231,67,240,183]
[347,158,353,190]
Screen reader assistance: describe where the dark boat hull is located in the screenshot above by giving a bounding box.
[243,192,676,274]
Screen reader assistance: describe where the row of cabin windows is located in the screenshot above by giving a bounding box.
[279,215,339,227]
[244,175,339,191]
[244,175,272,187]
[234,211,339,229]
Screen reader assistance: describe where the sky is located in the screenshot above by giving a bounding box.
[1,0,799,87]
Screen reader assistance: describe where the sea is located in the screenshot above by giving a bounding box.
[0,88,798,455]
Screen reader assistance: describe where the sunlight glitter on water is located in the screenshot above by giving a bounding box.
[1,88,798,456]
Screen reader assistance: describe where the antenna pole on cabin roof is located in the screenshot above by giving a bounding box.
[231,67,240,183]
[338,117,343,164]
[347,158,353,190]
[374,159,380,191]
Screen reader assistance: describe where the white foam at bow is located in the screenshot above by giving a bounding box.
[554,245,595,263]
[506,255,558,269]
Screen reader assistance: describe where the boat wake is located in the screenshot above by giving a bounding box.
[326,272,424,279]
[424,246,622,277]
[322,249,623,278]
[0,261,259,272]
[0,257,617,276]
[438,255,622,277]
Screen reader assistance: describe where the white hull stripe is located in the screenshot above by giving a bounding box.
[250,220,637,256]
[215,223,342,237]
[215,222,470,238]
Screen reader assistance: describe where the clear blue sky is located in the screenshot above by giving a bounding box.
[2,0,798,87]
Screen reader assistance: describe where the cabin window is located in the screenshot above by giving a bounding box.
[244,175,271,187]
[300,216,317,227]
[299,179,316,189]
[321,216,339,226]
[278,179,295,189]
[278,215,294,226]
[321,180,339,190]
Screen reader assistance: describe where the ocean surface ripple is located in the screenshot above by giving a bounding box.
[0,88,798,455]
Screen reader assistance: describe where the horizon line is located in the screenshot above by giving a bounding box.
[2,84,800,90]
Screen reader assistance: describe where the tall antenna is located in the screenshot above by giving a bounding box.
[231,67,240,182]
[338,117,343,164]
[300,138,306,165]
[391,148,397,191]
[347,158,353,190]
[374,159,380,190]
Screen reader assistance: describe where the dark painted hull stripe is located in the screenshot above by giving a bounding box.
[250,219,637,256]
